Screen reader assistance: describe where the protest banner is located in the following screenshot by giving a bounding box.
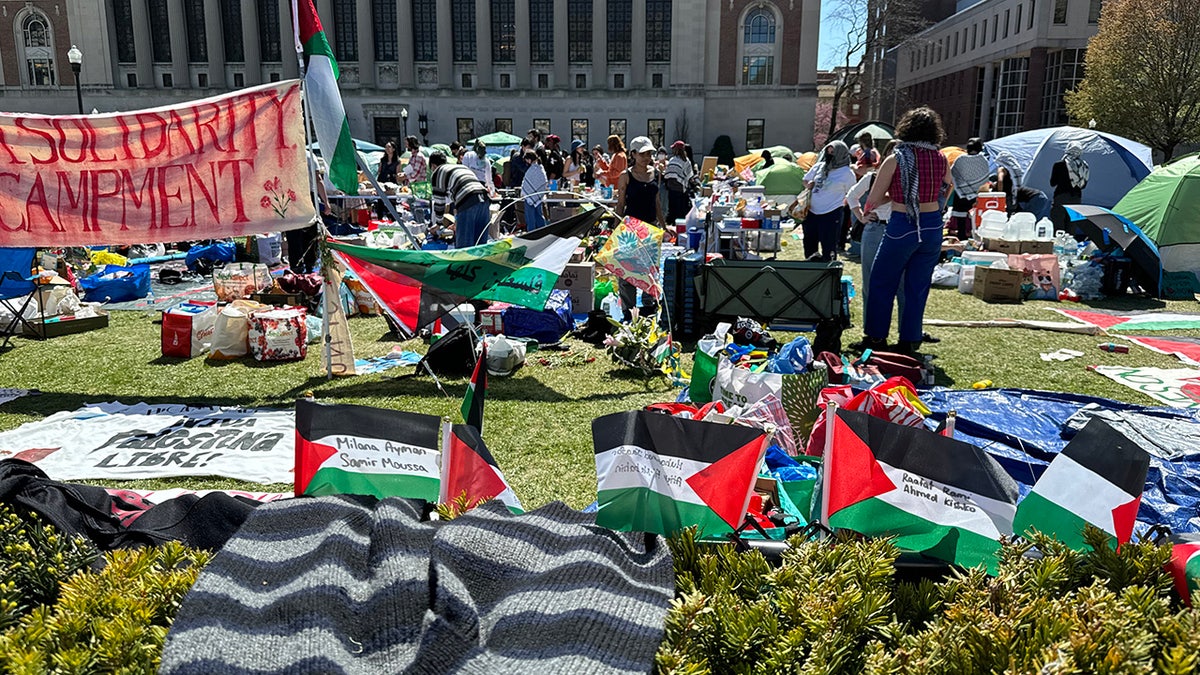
[0,81,315,246]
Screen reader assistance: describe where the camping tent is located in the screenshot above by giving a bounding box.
[470,131,523,158]
[754,161,807,197]
[308,138,385,154]
[795,152,819,172]
[1114,155,1200,290]
[829,121,895,150]
[983,127,1153,208]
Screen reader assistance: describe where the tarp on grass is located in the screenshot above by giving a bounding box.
[921,388,1200,535]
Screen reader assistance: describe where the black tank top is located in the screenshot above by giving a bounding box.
[624,168,659,223]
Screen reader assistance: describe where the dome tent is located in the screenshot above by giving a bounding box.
[983,126,1153,209]
[1114,155,1200,293]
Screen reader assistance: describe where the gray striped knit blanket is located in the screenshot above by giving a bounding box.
[160,496,673,674]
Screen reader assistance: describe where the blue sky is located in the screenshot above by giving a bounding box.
[818,9,857,70]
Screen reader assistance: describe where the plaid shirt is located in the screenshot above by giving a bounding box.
[404,150,428,183]
[889,147,948,204]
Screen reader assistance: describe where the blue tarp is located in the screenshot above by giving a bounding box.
[983,126,1154,209]
[923,388,1200,535]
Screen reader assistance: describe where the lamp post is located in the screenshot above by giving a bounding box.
[1088,118,1097,130]
[67,45,83,114]
[418,113,429,146]
[401,107,409,141]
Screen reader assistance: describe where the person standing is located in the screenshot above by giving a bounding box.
[521,149,549,231]
[948,138,990,239]
[614,136,666,319]
[543,134,565,181]
[429,151,491,248]
[665,140,695,224]
[1050,140,1089,231]
[377,140,400,183]
[856,106,951,354]
[594,135,628,190]
[800,141,857,261]
[400,135,427,184]
[563,139,585,186]
[854,132,879,176]
[462,139,491,185]
[847,140,897,318]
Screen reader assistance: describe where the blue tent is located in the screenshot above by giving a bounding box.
[983,126,1153,208]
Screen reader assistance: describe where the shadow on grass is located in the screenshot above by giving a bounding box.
[298,371,577,403]
[0,391,275,419]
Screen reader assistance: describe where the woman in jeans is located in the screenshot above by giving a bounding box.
[846,140,898,320]
[857,106,952,354]
[801,141,857,261]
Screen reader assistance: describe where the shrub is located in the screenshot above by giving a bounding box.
[0,505,98,631]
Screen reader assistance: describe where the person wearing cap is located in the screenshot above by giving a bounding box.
[594,135,628,190]
[462,139,491,186]
[429,150,491,248]
[614,136,665,319]
[544,134,565,181]
[563,139,585,186]
[665,140,695,223]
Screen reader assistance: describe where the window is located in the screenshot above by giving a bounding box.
[22,12,55,86]
[744,9,776,43]
[1004,9,1010,38]
[149,0,171,62]
[746,119,764,152]
[613,73,625,88]
[572,119,589,144]
[127,73,138,87]
[533,119,551,135]
[647,119,665,148]
[982,19,988,45]
[609,119,626,138]
[492,0,515,63]
[233,72,244,87]
[607,0,632,62]
[742,56,773,85]
[1016,5,1023,33]
[413,0,437,61]
[1041,48,1085,126]
[500,73,512,88]
[184,0,207,63]
[1053,0,1067,24]
[568,0,592,63]
[531,0,554,62]
[269,72,281,82]
[652,72,663,88]
[373,0,398,60]
[162,72,174,87]
[258,0,281,61]
[221,1,244,62]
[113,1,136,63]
[495,118,513,134]
[331,0,358,61]
[1030,0,1037,29]
[198,72,208,87]
[457,118,474,143]
[971,24,977,49]
[461,73,473,88]
[646,0,672,62]
[575,73,586,88]
[993,57,1029,137]
[451,0,476,62]
[538,73,549,88]
[1088,0,1102,23]
[992,14,998,42]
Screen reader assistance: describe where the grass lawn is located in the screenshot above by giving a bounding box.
[2,233,1197,510]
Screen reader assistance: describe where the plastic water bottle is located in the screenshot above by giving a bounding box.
[601,293,623,322]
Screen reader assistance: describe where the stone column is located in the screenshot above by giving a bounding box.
[553,0,568,87]
[131,0,154,87]
[317,0,335,53]
[515,0,531,88]
[204,0,226,87]
[279,0,299,78]
[397,0,415,86]
[166,0,189,86]
[631,0,645,87]
[475,0,492,88]
[592,0,607,89]
[356,0,374,86]
[241,0,262,85]
[436,0,453,87]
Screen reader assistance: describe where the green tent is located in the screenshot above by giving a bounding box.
[1114,156,1200,290]
[754,161,807,197]
[761,145,796,163]
[471,131,524,146]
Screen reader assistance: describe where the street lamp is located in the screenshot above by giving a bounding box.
[1088,118,1097,130]
[400,107,409,141]
[417,113,429,146]
[67,45,83,114]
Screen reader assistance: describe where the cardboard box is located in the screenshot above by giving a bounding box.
[553,262,595,312]
[23,310,109,339]
[983,238,1022,255]
[973,267,1024,303]
[1021,239,1053,255]
[569,246,587,264]
[480,302,512,335]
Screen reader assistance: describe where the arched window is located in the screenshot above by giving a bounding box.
[20,12,56,86]
[744,9,776,44]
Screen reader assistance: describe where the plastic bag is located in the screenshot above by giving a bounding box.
[185,242,236,271]
[208,305,251,360]
[213,263,272,303]
[79,264,151,303]
[689,337,724,403]
[768,336,813,375]
[485,334,527,376]
[248,307,308,362]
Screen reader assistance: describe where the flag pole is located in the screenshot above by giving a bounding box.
[438,417,452,505]
[820,401,837,527]
[355,154,422,250]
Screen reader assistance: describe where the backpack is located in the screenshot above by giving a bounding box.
[418,323,479,377]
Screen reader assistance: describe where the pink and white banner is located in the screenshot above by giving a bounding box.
[0,81,315,247]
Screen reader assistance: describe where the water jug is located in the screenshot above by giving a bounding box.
[1008,212,1035,240]
[1034,217,1053,241]
[978,210,1007,239]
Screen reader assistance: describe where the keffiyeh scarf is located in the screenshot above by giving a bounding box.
[893,141,940,225]
[815,141,851,191]
[1064,141,1089,189]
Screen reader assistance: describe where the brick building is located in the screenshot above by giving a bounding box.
[0,0,821,153]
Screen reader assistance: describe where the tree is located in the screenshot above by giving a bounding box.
[473,119,495,137]
[813,101,850,149]
[1066,0,1200,160]
[824,0,928,132]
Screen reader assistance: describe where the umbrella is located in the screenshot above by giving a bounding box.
[754,161,807,197]
[308,137,385,154]
[1066,205,1162,297]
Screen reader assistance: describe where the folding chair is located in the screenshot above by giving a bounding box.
[0,248,38,349]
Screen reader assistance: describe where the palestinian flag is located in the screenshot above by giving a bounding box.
[593,410,769,538]
[293,0,357,194]
[439,423,522,513]
[824,408,1019,574]
[461,341,486,431]
[294,399,441,500]
[1012,418,1148,550]
[1167,534,1200,606]
[475,208,604,307]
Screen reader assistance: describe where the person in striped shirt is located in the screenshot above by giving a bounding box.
[429,151,491,248]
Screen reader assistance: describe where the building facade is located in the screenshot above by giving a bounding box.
[861,0,957,124]
[889,0,1101,143]
[0,0,820,153]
